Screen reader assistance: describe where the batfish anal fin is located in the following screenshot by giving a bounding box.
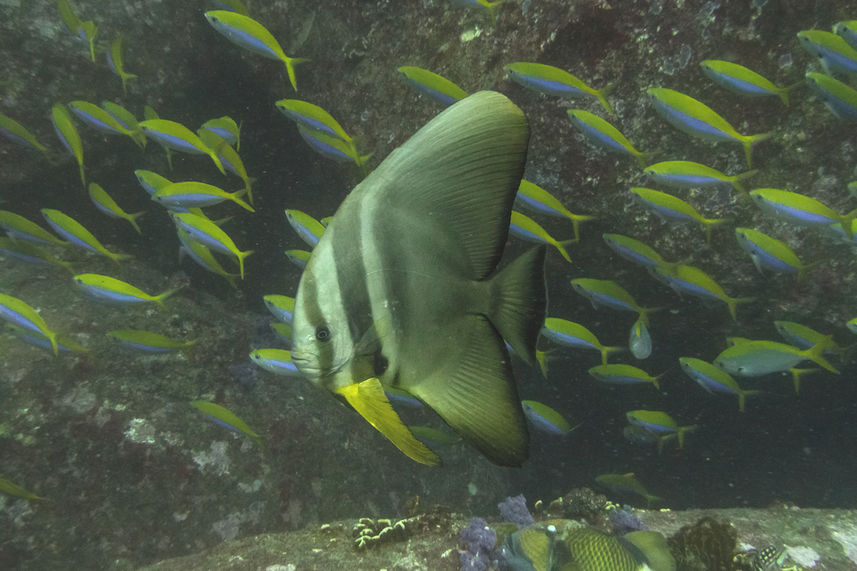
[410,315,529,467]
[336,377,441,466]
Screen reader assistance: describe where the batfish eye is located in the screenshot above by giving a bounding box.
[315,325,331,342]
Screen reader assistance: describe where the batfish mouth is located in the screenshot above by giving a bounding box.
[288,350,349,380]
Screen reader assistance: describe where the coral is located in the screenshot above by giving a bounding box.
[351,508,453,550]
[459,517,498,571]
[668,516,738,571]
[607,504,648,534]
[498,494,534,529]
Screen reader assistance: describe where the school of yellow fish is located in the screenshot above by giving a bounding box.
[0,0,856,507]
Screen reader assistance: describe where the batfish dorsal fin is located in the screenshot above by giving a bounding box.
[410,315,529,466]
[358,90,530,280]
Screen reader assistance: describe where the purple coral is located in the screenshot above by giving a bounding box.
[460,517,497,571]
[498,494,535,529]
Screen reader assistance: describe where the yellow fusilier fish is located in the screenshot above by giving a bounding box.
[290,92,547,467]
[570,278,660,325]
[73,274,178,309]
[643,160,757,197]
[197,131,255,204]
[169,212,253,279]
[0,477,45,501]
[515,180,595,242]
[285,209,326,248]
[107,36,137,94]
[137,119,226,175]
[101,100,147,148]
[190,400,262,448]
[451,0,506,25]
[204,10,308,91]
[630,187,727,245]
[679,357,760,412]
[0,292,60,355]
[505,62,613,114]
[797,29,857,78]
[700,59,800,106]
[734,227,815,282]
[143,105,173,168]
[263,294,295,323]
[177,227,240,288]
[602,233,676,270]
[540,317,624,365]
[5,323,87,354]
[108,330,196,353]
[58,0,97,62]
[750,188,857,238]
[595,472,663,507]
[67,100,135,140]
[648,87,770,167]
[41,209,130,263]
[509,211,574,263]
[588,364,662,389]
[0,113,47,152]
[284,248,311,270]
[51,103,86,189]
[397,66,468,106]
[521,400,575,435]
[774,320,852,362]
[88,183,145,234]
[275,99,355,146]
[249,348,301,376]
[152,181,254,212]
[296,124,372,170]
[0,237,73,273]
[566,109,651,166]
[199,116,241,149]
[650,263,753,321]
[0,210,68,246]
[626,409,697,452]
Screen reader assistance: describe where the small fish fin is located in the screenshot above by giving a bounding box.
[363,91,529,281]
[635,149,658,168]
[127,210,145,234]
[535,349,552,378]
[109,252,133,265]
[789,367,821,394]
[737,389,762,412]
[230,190,255,213]
[841,208,857,239]
[730,169,758,196]
[702,217,729,245]
[284,56,310,92]
[154,287,181,309]
[597,82,615,115]
[726,296,755,321]
[779,81,804,106]
[675,424,698,449]
[336,377,441,466]
[743,132,771,168]
[409,315,529,466]
[601,345,626,366]
[488,245,547,366]
[554,238,575,263]
[802,338,840,374]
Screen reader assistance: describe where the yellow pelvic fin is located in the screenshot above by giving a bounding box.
[336,378,441,466]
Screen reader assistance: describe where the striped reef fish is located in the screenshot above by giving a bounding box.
[152,181,254,212]
[249,348,301,376]
[5,324,88,353]
[567,109,650,166]
[51,103,86,189]
[515,180,595,241]
[805,72,857,122]
[679,357,759,412]
[643,160,757,196]
[0,237,73,272]
[290,91,547,467]
[263,295,295,323]
[602,233,674,270]
[397,66,468,106]
[0,113,47,152]
[0,292,59,355]
[509,211,574,262]
[797,30,857,77]
[72,273,178,309]
[107,36,137,94]
[570,278,658,324]
[588,364,661,389]
[835,20,857,50]
[285,209,326,248]
[626,409,697,450]
[169,211,253,279]
[650,263,752,321]
[647,87,769,167]
[190,400,262,447]
[177,227,240,288]
[296,124,370,168]
[107,330,196,353]
[275,99,353,143]
[197,130,255,203]
[0,210,68,246]
[700,60,799,106]
[284,248,311,270]
[137,119,226,175]
[143,105,173,168]
[774,320,850,359]
[204,10,308,91]
[505,62,613,114]
[749,188,857,237]
[630,187,727,245]
[41,209,130,263]
[521,400,573,435]
[199,116,240,149]
[88,182,145,234]
[714,338,839,378]
[540,317,623,365]
[135,169,173,196]
[101,101,146,148]
[734,227,814,282]
[68,100,134,137]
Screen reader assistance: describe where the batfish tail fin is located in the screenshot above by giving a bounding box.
[488,245,547,366]
[410,315,529,466]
